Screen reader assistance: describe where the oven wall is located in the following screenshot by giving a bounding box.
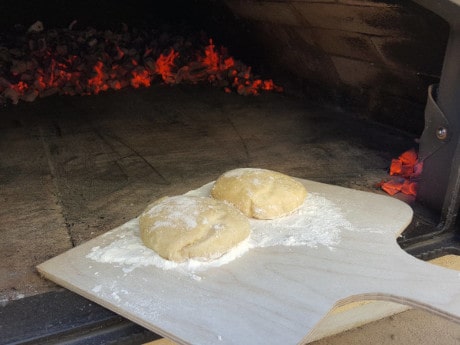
[223,0,449,135]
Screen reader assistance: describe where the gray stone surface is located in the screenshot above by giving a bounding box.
[0,85,415,301]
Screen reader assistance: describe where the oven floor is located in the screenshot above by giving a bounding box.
[4,85,456,344]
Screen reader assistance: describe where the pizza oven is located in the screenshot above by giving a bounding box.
[1,0,459,344]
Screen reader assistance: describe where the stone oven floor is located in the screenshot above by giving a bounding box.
[1,85,458,343]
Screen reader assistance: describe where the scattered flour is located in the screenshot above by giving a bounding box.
[92,284,102,293]
[86,182,352,274]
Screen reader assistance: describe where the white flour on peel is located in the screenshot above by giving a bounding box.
[86,182,352,274]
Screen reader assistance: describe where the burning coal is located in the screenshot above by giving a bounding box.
[379,149,423,197]
[0,22,282,105]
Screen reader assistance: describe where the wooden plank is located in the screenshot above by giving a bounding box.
[37,178,460,344]
[144,339,177,345]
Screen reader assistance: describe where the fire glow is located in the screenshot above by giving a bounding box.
[0,25,282,104]
[379,149,423,196]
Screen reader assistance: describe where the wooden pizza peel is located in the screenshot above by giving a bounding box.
[37,179,460,345]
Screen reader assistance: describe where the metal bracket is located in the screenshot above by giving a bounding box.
[418,84,451,161]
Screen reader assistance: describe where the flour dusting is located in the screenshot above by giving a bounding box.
[86,182,352,274]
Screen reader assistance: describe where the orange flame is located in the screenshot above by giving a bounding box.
[87,61,108,94]
[223,57,234,69]
[155,49,179,83]
[203,39,219,73]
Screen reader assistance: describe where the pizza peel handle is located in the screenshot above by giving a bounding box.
[368,243,460,320]
[353,248,459,315]
[300,227,460,344]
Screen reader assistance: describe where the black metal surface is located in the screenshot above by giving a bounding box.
[418,85,450,162]
[0,290,159,345]
[401,230,460,260]
[413,0,460,234]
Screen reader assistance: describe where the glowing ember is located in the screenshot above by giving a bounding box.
[0,25,282,105]
[13,81,28,93]
[131,69,151,88]
[379,149,422,196]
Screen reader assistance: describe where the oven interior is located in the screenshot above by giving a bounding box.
[1,0,459,344]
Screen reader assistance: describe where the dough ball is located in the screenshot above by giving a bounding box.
[139,195,250,262]
[211,168,307,219]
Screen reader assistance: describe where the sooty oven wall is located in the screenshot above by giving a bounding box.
[0,0,449,135]
[222,0,449,135]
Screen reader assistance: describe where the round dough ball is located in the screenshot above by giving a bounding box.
[139,195,250,262]
[211,168,307,219]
